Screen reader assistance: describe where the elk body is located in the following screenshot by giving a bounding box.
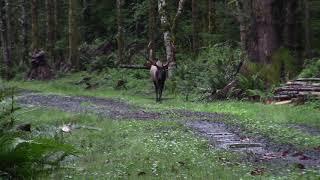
[150,61,169,102]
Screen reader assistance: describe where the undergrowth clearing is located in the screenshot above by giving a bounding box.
[15,108,320,179]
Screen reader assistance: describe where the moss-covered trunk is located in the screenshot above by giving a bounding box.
[0,0,12,79]
[116,0,125,64]
[31,0,39,51]
[46,0,56,65]
[68,0,80,70]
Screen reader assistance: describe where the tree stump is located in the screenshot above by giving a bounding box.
[27,50,53,80]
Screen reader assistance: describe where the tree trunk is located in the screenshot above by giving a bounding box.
[246,0,280,63]
[68,0,80,70]
[54,0,59,40]
[20,0,29,67]
[31,0,39,51]
[0,0,12,79]
[27,50,53,80]
[46,0,55,64]
[116,0,125,64]
[283,1,299,50]
[208,0,215,33]
[158,0,185,62]
[158,0,185,78]
[192,0,198,53]
[304,0,311,57]
[148,0,156,61]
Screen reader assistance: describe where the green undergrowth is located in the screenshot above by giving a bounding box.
[15,108,320,179]
[8,72,320,151]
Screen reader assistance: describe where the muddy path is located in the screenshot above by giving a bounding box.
[17,92,160,120]
[186,121,320,169]
[16,92,320,169]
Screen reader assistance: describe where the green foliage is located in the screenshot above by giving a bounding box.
[170,62,197,101]
[165,44,243,101]
[271,48,300,80]
[299,58,320,78]
[245,48,299,85]
[0,133,76,178]
[236,74,269,100]
[0,83,77,179]
[195,44,242,91]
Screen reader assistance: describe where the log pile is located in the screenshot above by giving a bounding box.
[273,78,320,102]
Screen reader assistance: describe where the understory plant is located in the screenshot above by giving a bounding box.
[0,84,77,179]
[299,58,320,78]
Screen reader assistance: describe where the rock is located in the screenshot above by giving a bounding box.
[16,123,31,132]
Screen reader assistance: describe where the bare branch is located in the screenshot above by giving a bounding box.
[171,0,186,32]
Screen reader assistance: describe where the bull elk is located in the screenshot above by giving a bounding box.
[150,60,171,102]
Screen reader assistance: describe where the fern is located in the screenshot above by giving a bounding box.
[0,84,78,179]
[0,132,77,178]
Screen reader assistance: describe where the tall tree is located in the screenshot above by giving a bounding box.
[283,1,299,51]
[20,0,29,66]
[46,0,56,64]
[31,0,39,51]
[158,0,186,77]
[68,0,80,69]
[192,0,199,53]
[208,0,215,33]
[0,0,12,79]
[148,0,157,61]
[233,0,252,51]
[304,0,311,57]
[116,0,125,64]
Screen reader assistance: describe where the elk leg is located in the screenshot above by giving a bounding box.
[159,81,165,102]
[154,81,158,102]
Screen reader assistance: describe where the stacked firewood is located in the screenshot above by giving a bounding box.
[273,78,320,102]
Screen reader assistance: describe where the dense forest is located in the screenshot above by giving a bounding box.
[1,0,320,179]
[1,1,320,84]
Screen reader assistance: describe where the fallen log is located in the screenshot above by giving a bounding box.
[271,78,320,103]
[275,87,320,93]
[286,81,320,87]
[273,95,292,101]
[118,64,149,70]
[296,78,320,82]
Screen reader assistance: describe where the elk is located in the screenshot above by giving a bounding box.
[150,60,170,102]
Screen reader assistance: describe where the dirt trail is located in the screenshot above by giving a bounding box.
[17,92,320,169]
[187,121,320,169]
[17,92,160,120]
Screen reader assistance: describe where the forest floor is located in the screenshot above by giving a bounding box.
[15,91,320,179]
[6,72,320,179]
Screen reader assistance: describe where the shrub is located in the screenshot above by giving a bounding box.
[299,58,320,78]
[168,43,243,100]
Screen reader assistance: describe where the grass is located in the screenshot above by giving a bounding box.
[14,108,320,179]
[8,71,320,150]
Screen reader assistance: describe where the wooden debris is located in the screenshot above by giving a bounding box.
[274,100,292,105]
[271,78,320,104]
